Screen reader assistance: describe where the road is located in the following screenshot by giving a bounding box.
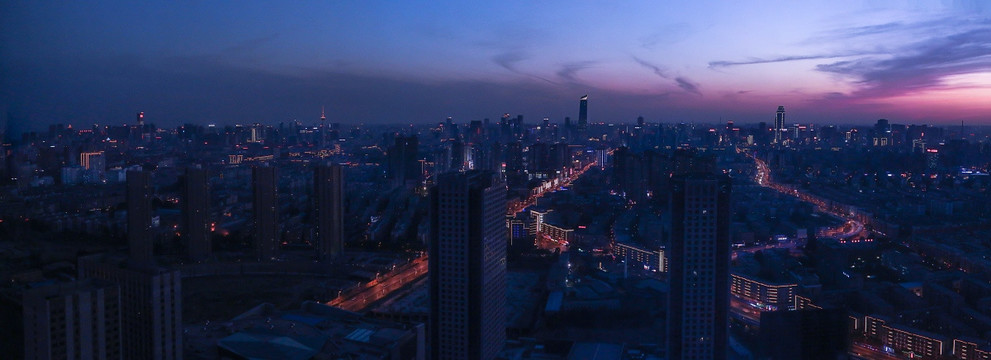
[748,151,868,240]
[508,160,597,216]
[325,255,428,312]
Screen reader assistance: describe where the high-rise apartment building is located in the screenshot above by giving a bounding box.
[578,95,589,131]
[182,167,211,262]
[1,279,122,360]
[78,256,182,360]
[253,166,279,260]
[314,163,343,260]
[126,171,153,267]
[667,172,731,360]
[429,171,507,360]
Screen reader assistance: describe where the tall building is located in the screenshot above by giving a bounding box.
[314,163,344,260]
[182,167,211,262]
[127,171,154,267]
[578,95,589,131]
[319,106,327,148]
[774,106,785,144]
[78,256,182,360]
[0,279,122,360]
[667,172,731,360]
[429,171,507,360]
[388,135,420,186]
[253,166,279,260]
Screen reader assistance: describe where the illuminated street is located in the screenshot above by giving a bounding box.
[326,255,428,312]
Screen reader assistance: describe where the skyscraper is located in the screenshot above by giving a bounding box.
[578,95,588,131]
[314,163,343,260]
[429,170,507,360]
[319,106,327,148]
[182,167,211,262]
[774,106,785,144]
[387,135,420,186]
[253,166,279,260]
[667,171,731,360]
[127,170,153,267]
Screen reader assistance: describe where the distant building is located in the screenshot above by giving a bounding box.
[667,172,731,360]
[182,167,211,262]
[253,166,279,260]
[388,135,420,186]
[314,163,344,260]
[774,106,785,144]
[730,273,796,311]
[430,170,507,360]
[578,95,589,131]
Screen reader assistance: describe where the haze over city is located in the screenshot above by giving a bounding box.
[3,1,991,133]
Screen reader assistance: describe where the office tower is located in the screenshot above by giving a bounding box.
[429,171,507,360]
[253,166,279,260]
[314,163,344,260]
[182,167,211,262]
[78,256,182,360]
[388,135,420,186]
[449,141,466,171]
[667,171,731,360]
[578,95,588,131]
[774,106,785,143]
[127,171,154,266]
[137,112,144,126]
[1,279,121,360]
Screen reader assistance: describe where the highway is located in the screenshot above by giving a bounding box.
[328,157,598,312]
[748,151,868,240]
[325,255,428,312]
[507,160,597,216]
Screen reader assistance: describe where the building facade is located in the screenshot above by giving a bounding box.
[314,163,344,260]
[667,173,731,360]
[429,171,507,360]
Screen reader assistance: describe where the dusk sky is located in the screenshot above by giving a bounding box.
[2,1,990,132]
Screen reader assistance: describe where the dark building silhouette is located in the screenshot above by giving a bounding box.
[758,308,848,359]
[78,255,182,360]
[388,135,420,186]
[774,106,786,143]
[126,170,154,266]
[182,167,211,262]
[314,163,344,260]
[667,171,731,360]
[253,166,279,260]
[578,95,588,131]
[0,279,122,360]
[429,170,507,360]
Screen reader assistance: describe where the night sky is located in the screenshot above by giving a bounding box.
[2,1,990,132]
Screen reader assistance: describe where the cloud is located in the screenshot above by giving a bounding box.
[675,77,701,95]
[816,26,991,98]
[633,57,701,95]
[708,54,860,69]
[632,56,669,79]
[491,50,557,85]
[556,61,596,83]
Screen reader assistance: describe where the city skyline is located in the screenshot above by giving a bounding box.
[3,1,991,133]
